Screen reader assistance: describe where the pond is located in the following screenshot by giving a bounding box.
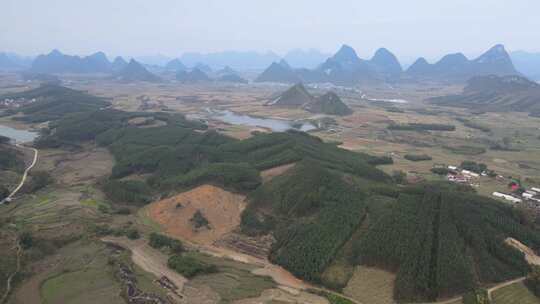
[0,124,38,143]
[208,109,317,132]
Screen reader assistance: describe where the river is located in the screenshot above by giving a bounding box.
[206,109,317,132]
[0,124,37,143]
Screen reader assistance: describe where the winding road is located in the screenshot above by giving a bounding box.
[0,143,38,205]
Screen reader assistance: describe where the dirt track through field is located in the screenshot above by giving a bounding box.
[101,237,188,292]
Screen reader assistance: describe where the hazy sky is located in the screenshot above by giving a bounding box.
[2,0,539,62]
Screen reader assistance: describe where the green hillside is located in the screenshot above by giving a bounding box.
[1,84,110,123]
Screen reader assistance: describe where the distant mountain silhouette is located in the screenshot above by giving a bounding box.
[193,63,212,73]
[429,75,540,115]
[165,59,187,71]
[0,53,21,70]
[255,60,301,83]
[176,68,211,83]
[315,45,380,85]
[216,66,238,76]
[218,74,248,84]
[0,52,32,70]
[266,83,313,106]
[111,56,128,71]
[180,51,280,70]
[255,45,402,85]
[114,59,161,82]
[369,48,403,81]
[405,45,519,82]
[303,91,352,116]
[406,57,432,76]
[31,50,113,74]
[511,51,540,81]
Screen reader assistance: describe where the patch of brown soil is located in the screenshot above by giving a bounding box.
[260,163,296,183]
[147,185,246,246]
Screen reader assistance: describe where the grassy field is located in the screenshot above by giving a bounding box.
[41,268,124,304]
[38,242,123,304]
[342,266,395,304]
[492,282,540,304]
[189,252,276,303]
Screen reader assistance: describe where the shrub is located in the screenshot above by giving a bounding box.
[431,167,450,175]
[404,154,432,162]
[392,170,407,184]
[149,233,184,253]
[462,289,490,304]
[19,231,33,249]
[0,185,9,201]
[167,254,217,278]
[461,161,487,174]
[190,210,210,229]
[126,228,140,240]
[27,171,54,192]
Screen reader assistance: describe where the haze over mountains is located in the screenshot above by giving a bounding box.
[256,44,521,85]
[3,45,540,85]
[511,51,540,81]
[30,50,128,74]
[429,74,540,116]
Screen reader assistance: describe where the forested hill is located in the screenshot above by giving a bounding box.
[353,184,539,301]
[1,84,110,123]
[243,160,540,302]
[13,83,539,303]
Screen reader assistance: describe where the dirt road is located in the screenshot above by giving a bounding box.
[1,144,38,205]
[101,237,188,292]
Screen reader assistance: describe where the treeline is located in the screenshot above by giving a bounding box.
[350,184,538,302]
[102,180,152,205]
[461,161,487,174]
[388,123,456,132]
[404,154,432,162]
[456,118,491,133]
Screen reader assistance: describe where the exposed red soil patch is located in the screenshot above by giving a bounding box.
[147,185,246,246]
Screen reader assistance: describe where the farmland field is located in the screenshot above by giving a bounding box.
[492,282,540,304]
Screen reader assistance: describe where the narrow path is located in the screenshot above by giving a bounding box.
[486,277,526,302]
[1,144,38,205]
[0,240,22,304]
